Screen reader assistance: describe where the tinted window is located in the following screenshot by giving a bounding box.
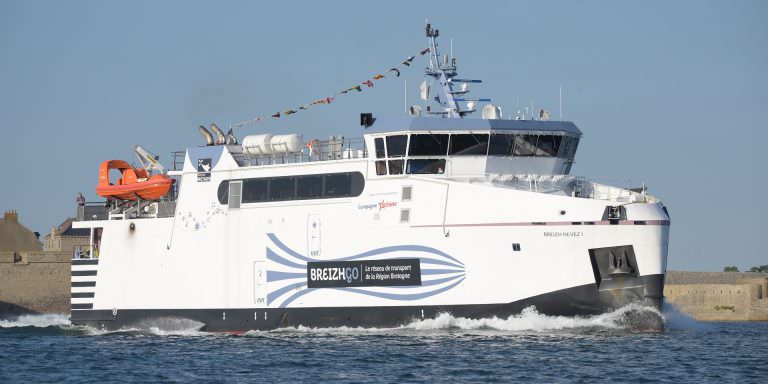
[408,134,449,156]
[242,179,268,203]
[567,137,579,159]
[386,135,407,157]
[269,177,295,201]
[535,135,558,157]
[449,134,489,155]
[375,161,387,176]
[488,134,513,156]
[558,136,579,160]
[407,159,446,174]
[388,159,404,175]
[374,138,385,158]
[219,172,364,203]
[324,173,351,197]
[217,180,229,204]
[297,175,323,199]
[513,134,537,156]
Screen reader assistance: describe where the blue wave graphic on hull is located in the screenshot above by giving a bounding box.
[265,233,465,307]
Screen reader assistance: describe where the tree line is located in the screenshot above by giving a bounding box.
[723,265,768,273]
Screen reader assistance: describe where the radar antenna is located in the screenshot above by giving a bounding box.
[423,21,490,118]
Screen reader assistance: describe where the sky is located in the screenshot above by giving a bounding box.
[1,0,766,271]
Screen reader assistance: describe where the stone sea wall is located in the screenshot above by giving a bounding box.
[664,271,768,321]
[0,252,70,316]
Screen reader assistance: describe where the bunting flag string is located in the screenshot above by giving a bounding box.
[232,47,431,128]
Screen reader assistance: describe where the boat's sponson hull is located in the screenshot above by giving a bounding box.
[71,274,664,332]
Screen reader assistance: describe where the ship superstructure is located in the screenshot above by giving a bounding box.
[70,24,669,331]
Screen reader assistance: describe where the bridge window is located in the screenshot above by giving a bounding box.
[488,134,514,156]
[408,134,449,156]
[536,135,561,157]
[513,134,537,156]
[374,138,385,158]
[388,159,404,175]
[407,159,446,174]
[558,136,580,160]
[386,135,408,157]
[449,134,489,155]
[375,161,387,175]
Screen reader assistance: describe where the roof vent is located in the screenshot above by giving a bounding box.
[482,104,501,119]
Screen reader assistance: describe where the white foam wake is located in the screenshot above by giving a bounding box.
[257,303,664,335]
[0,313,71,328]
[81,317,207,336]
[408,303,663,332]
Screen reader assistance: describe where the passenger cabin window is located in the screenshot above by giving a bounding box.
[269,177,295,201]
[242,179,268,203]
[449,134,489,156]
[408,134,449,156]
[296,175,323,199]
[218,172,365,204]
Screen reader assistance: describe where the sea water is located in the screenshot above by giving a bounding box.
[0,304,765,383]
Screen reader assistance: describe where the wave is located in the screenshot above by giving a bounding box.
[254,303,665,335]
[80,317,207,336]
[0,313,70,329]
[0,303,704,335]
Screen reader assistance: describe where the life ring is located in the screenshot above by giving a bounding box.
[306,139,320,156]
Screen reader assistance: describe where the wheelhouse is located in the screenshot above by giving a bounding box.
[364,117,582,177]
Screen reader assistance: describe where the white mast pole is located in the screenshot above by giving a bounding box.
[559,86,563,120]
[404,80,407,114]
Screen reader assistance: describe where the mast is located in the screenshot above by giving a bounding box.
[423,22,488,119]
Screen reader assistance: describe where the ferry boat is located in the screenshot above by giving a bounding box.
[71,24,670,331]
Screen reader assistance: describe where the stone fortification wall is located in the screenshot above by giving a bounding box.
[666,271,768,285]
[665,271,768,321]
[0,252,70,316]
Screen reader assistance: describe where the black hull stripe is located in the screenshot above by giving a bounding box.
[71,292,95,298]
[71,274,664,332]
[72,259,99,266]
[72,303,93,310]
[72,270,97,276]
[71,281,96,287]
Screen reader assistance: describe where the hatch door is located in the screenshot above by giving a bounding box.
[307,214,321,259]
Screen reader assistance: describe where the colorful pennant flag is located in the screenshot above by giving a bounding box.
[232,47,429,127]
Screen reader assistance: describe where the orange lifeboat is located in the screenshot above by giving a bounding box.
[96,160,174,201]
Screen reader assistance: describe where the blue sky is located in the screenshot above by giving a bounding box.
[1,0,766,271]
